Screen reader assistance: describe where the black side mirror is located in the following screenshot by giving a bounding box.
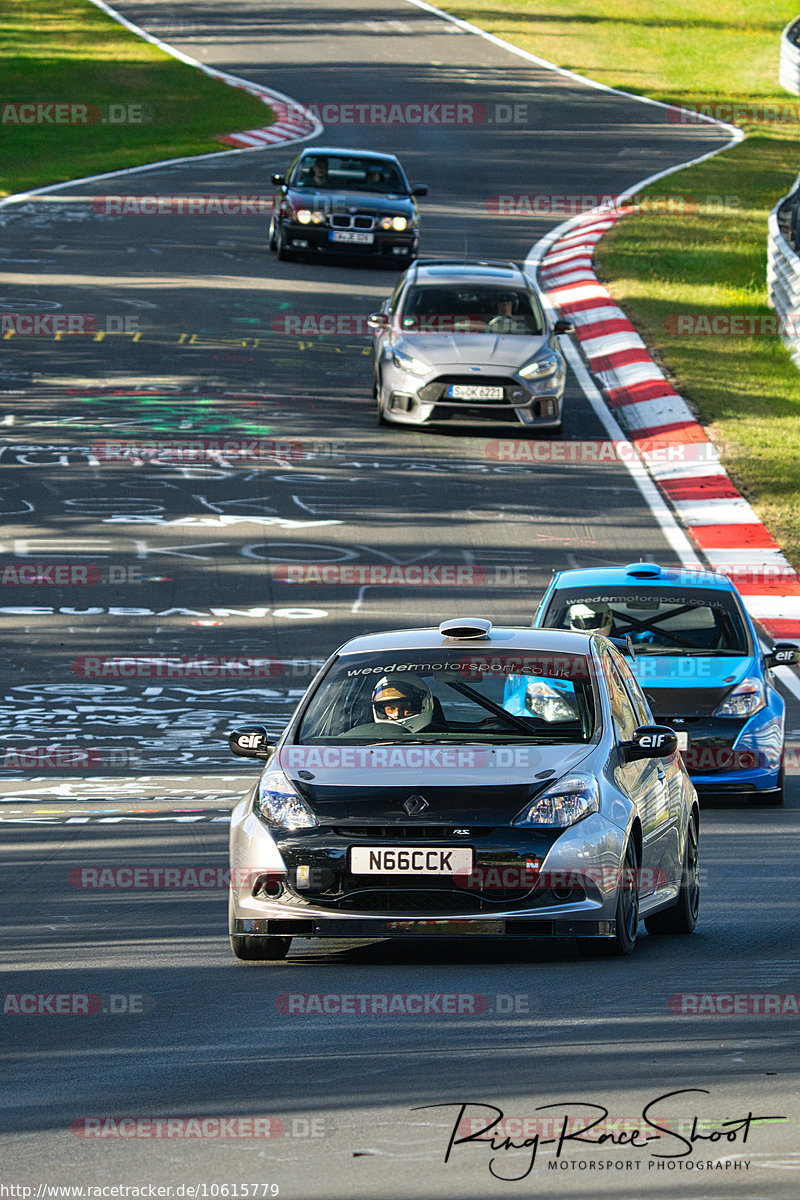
[553,318,574,335]
[229,725,274,760]
[411,185,428,197]
[621,725,678,762]
[764,642,800,669]
[271,173,286,187]
[608,635,637,660]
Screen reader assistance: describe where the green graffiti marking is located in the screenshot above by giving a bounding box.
[72,393,274,435]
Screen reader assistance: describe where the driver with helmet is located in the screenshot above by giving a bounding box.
[371,676,436,733]
[567,602,613,637]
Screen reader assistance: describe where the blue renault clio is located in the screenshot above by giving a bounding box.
[531,562,799,805]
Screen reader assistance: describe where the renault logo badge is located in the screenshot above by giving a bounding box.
[403,794,429,815]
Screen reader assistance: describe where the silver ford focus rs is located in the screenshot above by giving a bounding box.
[227,618,699,961]
[368,260,572,429]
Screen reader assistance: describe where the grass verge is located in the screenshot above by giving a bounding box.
[1,0,276,198]
[441,0,800,566]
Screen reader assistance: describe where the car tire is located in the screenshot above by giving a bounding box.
[759,762,785,806]
[577,837,640,958]
[229,892,291,961]
[268,217,277,252]
[231,934,291,961]
[376,388,392,427]
[644,808,699,936]
[276,224,293,262]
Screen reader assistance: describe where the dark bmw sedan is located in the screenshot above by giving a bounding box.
[268,147,426,262]
[227,618,699,962]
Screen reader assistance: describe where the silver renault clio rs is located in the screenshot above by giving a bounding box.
[227,618,699,961]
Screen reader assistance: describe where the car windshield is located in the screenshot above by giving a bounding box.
[542,587,750,655]
[291,155,407,193]
[398,285,544,335]
[295,649,597,744]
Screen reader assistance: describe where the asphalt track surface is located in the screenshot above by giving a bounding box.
[1,2,800,1197]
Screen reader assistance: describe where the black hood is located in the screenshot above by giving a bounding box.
[293,780,551,826]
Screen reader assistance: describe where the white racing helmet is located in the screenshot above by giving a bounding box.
[567,602,613,636]
[371,676,434,733]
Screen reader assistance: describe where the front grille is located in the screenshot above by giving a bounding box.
[332,825,494,839]
[301,881,585,915]
[418,376,523,406]
[330,213,375,230]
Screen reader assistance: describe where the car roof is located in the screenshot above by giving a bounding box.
[335,622,599,657]
[407,260,528,286]
[548,561,737,594]
[295,147,403,164]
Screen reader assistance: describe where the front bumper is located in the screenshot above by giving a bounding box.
[282,222,417,258]
[232,915,617,938]
[229,809,632,939]
[381,372,563,427]
[673,708,784,796]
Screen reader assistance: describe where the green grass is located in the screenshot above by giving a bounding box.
[0,0,276,197]
[441,0,800,566]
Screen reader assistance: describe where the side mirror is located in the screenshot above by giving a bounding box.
[367,312,389,330]
[765,642,800,669]
[271,173,286,187]
[229,725,274,760]
[608,635,637,661]
[411,185,428,197]
[620,724,678,762]
[553,318,574,335]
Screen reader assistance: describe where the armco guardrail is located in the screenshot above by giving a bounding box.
[780,17,800,94]
[767,171,800,367]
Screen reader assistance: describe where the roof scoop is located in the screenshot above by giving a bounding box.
[624,562,662,578]
[438,617,492,640]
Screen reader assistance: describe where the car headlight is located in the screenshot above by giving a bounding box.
[524,680,578,723]
[295,209,324,225]
[254,767,318,830]
[392,347,430,377]
[714,677,766,718]
[519,358,558,379]
[512,774,599,828]
[379,216,408,231]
